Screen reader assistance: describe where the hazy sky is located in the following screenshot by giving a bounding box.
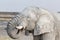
[0,0,60,12]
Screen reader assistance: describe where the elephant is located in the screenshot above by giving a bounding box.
[7,6,59,40]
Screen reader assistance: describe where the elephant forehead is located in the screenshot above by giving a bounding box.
[21,7,39,21]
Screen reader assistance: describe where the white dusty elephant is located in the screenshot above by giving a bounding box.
[7,6,60,40]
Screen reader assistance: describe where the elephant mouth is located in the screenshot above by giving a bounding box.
[16,29,21,34]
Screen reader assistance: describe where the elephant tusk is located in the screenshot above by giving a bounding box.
[16,26,23,30]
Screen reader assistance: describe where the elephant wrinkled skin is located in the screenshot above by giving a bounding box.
[7,6,60,40]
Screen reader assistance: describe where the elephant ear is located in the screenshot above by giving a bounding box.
[34,14,54,35]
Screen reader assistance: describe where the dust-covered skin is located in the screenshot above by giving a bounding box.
[7,6,59,40]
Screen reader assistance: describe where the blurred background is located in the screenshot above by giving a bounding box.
[0,0,60,12]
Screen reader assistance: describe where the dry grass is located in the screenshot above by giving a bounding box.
[0,36,12,40]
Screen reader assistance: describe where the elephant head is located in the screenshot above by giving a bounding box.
[7,6,40,39]
[7,13,37,39]
[7,14,29,39]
